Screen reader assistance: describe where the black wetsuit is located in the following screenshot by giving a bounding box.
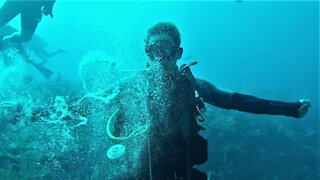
[143,73,301,180]
[113,66,302,180]
[196,79,302,118]
[0,0,55,33]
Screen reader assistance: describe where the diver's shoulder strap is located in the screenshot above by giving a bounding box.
[180,62,207,123]
[179,61,198,89]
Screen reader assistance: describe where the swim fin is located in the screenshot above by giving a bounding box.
[31,62,53,79]
[18,47,54,79]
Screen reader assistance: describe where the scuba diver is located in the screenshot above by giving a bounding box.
[0,42,53,79]
[25,34,67,65]
[0,25,54,79]
[108,22,311,180]
[0,25,67,65]
[0,22,311,179]
[0,0,56,78]
[0,0,55,44]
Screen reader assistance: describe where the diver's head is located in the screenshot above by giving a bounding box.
[145,22,183,66]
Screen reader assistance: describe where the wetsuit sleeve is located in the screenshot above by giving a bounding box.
[230,93,302,118]
[195,79,234,109]
[195,79,301,118]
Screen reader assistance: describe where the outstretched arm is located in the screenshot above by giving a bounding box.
[33,48,67,65]
[230,93,304,118]
[42,49,67,58]
[195,79,311,118]
[29,46,67,59]
[195,79,234,109]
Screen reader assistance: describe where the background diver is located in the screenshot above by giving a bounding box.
[0,0,55,44]
[0,25,54,79]
[0,24,67,65]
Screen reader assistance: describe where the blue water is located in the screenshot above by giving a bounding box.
[0,1,319,179]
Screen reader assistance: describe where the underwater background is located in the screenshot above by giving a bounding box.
[0,0,319,179]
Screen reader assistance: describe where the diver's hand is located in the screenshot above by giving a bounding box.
[298,99,311,118]
[42,9,53,17]
[42,6,54,17]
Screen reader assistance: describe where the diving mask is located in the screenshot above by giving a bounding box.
[145,39,178,61]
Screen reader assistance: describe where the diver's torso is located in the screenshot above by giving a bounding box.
[113,68,201,179]
[146,68,196,138]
